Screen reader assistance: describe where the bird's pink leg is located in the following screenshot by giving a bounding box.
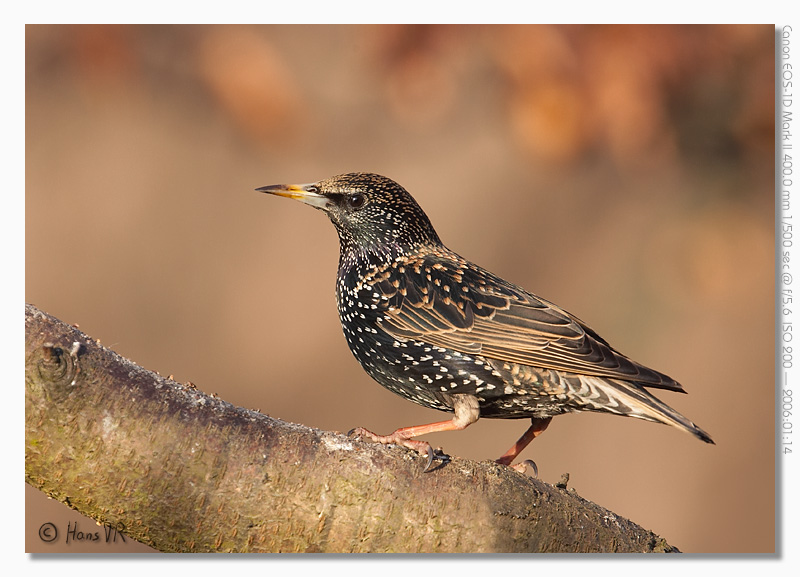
[348,394,480,471]
[495,417,552,470]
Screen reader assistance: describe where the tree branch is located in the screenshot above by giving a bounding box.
[25,304,678,553]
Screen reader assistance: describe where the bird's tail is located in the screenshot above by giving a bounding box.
[567,375,715,444]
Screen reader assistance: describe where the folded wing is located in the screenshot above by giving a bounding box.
[371,251,684,392]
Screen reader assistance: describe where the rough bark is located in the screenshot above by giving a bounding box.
[25,303,678,553]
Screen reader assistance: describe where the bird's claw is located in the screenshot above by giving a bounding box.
[347,427,448,472]
[508,459,539,477]
[422,445,450,473]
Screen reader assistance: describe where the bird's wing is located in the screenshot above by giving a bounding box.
[369,251,684,392]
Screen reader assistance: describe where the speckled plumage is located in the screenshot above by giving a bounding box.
[258,173,713,470]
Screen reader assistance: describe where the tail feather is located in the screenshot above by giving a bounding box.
[568,375,715,444]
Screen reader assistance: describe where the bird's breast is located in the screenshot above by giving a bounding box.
[336,271,504,406]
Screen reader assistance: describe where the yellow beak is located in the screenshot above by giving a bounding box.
[256,183,330,210]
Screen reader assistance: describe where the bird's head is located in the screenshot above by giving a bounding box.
[258,173,441,258]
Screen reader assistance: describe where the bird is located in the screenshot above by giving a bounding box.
[257,173,714,472]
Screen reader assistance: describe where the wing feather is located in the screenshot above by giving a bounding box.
[372,251,683,392]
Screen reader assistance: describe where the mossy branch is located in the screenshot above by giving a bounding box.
[25,304,678,553]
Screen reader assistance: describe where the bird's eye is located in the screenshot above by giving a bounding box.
[347,193,366,209]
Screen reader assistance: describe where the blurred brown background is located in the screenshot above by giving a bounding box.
[25,24,774,553]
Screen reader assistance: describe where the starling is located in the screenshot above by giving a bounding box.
[257,173,714,471]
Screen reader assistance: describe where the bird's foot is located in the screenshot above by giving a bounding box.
[498,458,539,478]
[347,427,449,472]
